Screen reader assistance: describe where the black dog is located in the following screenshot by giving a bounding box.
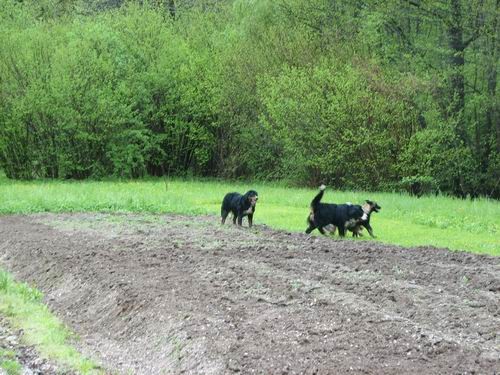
[346,200,381,238]
[221,190,259,227]
[306,185,367,237]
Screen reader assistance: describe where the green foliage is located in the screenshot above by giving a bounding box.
[0,0,498,197]
[0,358,22,375]
[0,271,43,303]
[258,59,417,188]
[0,3,219,179]
[398,124,478,197]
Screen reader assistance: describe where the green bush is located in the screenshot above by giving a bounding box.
[397,124,479,197]
[258,59,417,189]
[0,4,219,179]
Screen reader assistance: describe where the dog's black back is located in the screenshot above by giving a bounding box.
[221,190,258,227]
[306,186,366,237]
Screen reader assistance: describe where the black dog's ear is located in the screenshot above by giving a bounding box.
[365,200,373,205]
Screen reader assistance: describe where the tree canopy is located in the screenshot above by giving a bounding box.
[0,0,498,197]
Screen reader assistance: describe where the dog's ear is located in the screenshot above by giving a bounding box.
[365,200,373,205]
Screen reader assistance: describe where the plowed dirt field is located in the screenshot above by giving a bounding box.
[0,213,498,374]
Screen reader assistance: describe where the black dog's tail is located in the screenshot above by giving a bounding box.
[310,184,326,212]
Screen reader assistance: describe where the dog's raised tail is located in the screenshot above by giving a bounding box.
[310,184,326,212]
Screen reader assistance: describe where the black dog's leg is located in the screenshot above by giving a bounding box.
[237,213,244,226]
[364,223,375,238]
[352,226,361,237]
[305,215,316,234]
[248,213,253,228]
[232,211,237,225]
[318,226,327,235]
[338,225,346,237]
[221,210,229,224]
[305,224,316,234]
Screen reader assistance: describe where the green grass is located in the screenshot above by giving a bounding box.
[0,173,498,255]
[0,271,102,374]
[0,348,21,375]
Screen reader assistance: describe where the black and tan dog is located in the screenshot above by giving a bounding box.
[221,190,259,227]
[345,200,381,237]
[306,185,367,237]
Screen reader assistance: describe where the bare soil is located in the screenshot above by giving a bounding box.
[0,213,498,374]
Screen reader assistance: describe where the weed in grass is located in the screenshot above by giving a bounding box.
[0,359,21,375]
[0,349,21,375]
[17,283,43,303]
[0,272,9,291]
[0,271,43,303]
[0,349,16,360]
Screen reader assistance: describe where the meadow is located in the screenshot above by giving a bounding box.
[1,174,498,256]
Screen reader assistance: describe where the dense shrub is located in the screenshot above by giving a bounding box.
[0,4,218,179]
[258,60,417,189]
[398,125,479,197]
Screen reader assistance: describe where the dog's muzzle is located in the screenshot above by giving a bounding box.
[250,196,258,207]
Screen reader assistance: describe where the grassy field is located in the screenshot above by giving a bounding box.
[0,270,101,374]
[0,173,498,255]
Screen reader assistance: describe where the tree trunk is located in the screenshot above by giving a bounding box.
[168,0,176,19]
[487,0,500,154]
[448,0,467,143]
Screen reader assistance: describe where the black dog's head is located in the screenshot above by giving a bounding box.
[244,190,259,207]
[364,200,381,213]
[347,204,366,221]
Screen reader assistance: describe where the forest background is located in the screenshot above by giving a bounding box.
[1,0,499,198]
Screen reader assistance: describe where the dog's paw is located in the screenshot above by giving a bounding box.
[319,184,326,191]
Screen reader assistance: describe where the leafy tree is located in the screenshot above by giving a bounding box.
[0,0,498,197]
